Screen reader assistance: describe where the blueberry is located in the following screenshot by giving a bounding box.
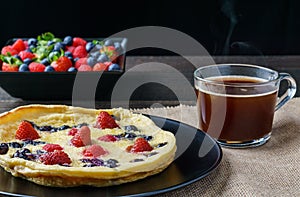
[48,51,60,61]
[13,54,22,60]
[54,42,64,51]
[156,142,168,148]
[27,38,37,46]
[104,39,114,46]
[25,48,32,53]
[13,148,31,160]
[90,44,102,53]
[87,56,97,66]
[64,51,73,58]
[90,51,101,59]
[124,125,138,132]
[23,58,33,65]
[86,42,95,52]
[0,143,9,155]
[9,142,23,148]
[73,57,80,62]
[124,132,137,140]
[130,158,144,163]
[38,125,53,131]
[29,45,35,51]
[58,125,71,131]
[104,159,119,168]
[47,40,55,46]
[63,36,73,46]
[97,54,109,63]
[142,135,153,141]
[40,58,50,66]
[19,64,29,72]
[44,66,55,72]
[114,42,123,53]
[108,63,121,71]
[68,67,77,72]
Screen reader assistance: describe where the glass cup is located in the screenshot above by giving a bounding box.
[194,64,297,148]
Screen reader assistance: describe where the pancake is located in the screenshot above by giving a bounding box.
[0,105,176,187]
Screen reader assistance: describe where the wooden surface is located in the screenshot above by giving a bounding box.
[0,55,299,110]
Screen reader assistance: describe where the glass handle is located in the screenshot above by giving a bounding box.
[275,73,297,111]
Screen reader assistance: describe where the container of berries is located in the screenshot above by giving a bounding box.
[0,32,127,100]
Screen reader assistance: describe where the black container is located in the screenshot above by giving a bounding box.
[0,38,127,100]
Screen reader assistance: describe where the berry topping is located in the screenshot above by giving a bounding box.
[92,62,109,71]
[28,62,46,72]
[83,144,107,157]
[98,134,118,142]
[68,128,78,136]
[39,150,71,165]
[43,144,63,152]
[2,63,19,72]
[0,143,9,155]
[15,121,40,141]
[74,57,87,69]
[108,63,121,71]
[81,158,104,167]
[8,142,23,148]
[13,148,35,160]
[126,138,153,153]
[70,126,91,147]
[95,111,119,129]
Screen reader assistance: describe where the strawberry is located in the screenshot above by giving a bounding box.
[39,150,71,165]
[68,128,78,136]
[83,144,107,157]
[98,134,118,142]
[15,120,40,140]
[51,56,72,72]
[73,46,87,59]
[126,138,153,153]
[2,62,19,72]
[70,126,91,147]
[28,62,46,72]
[19,51,35,60]
[66,46,75,53]
[78,64,92,71]
[72,37,87,47]
[95,111,119,129]
[43,144,63,152]
[1,46,18,56]
[74,57,87,69]
[12,39,26,52]
[93,62,109,71]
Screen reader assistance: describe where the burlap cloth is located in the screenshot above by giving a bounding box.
[134,98,300,196]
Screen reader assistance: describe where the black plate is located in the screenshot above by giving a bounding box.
[0,38,127,100]
[0,115,222,197]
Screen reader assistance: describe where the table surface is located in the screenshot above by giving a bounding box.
[0,55,299,196]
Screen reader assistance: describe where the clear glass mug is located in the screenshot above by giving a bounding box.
[194,64,297,148]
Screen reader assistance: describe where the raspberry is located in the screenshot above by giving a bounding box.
[98,134,118,142]
[28,62,46,72]
[12,39,26,52]
[70,126,91,147]
[126,138,153,153]
[19,51,35,60]
[95,111,119,129]
[15,121,40,140]
[74,57,87,69]
[51,56,72,72]
[66,46,75,53]
[43,144,63,152]
[93,62,109,71]
[78,64,92,71]
[83,144,107,157]
[72,37,87,47]
[1,46,18,56]
[2,63,19,72]
[68,128,78,136]
[39,150,71,165]
[73,46,87,59]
